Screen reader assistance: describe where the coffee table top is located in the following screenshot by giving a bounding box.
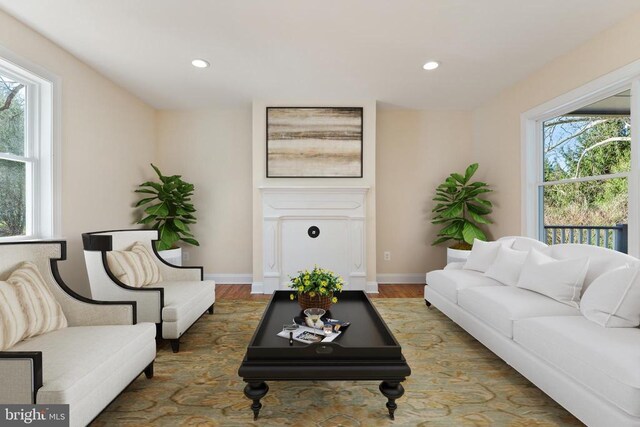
[242,290,406,362]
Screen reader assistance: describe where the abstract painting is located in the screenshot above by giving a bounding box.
[266,107,363,177]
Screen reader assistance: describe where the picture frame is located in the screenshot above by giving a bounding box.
[266,107,363,178]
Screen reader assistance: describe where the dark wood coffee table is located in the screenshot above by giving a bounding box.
[237,290,411,420]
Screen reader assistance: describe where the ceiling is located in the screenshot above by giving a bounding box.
[2,0,640,110]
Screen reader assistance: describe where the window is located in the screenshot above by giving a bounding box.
[523,65,640,257]
[540,92,630,252]
[0,75,27,237]
[0,52,58,240]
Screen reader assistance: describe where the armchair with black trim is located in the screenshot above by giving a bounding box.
[0,240,156,427]
[82,229,215,353]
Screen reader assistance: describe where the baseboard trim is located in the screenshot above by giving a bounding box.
[366,281,379,294]
[251,282,264,294]
[204,274,252,284]
[377,273,426,284]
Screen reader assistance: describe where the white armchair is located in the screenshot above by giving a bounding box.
[82,229,215,352]
[0,240,156,427]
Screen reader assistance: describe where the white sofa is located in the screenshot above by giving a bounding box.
[82,229,215,352]
[0,241,156,427]
[425,236,640,427]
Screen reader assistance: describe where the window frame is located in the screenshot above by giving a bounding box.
[0,47,60,241]
[522,60,640,257]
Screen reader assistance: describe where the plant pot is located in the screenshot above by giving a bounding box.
[298,292,333,311]
[157,247,182,266]
[447,247,471,264]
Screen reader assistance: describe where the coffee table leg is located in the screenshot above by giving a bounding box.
[379,381,404,420]
[244,381,269,420]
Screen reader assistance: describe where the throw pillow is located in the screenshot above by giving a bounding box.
[0,281,28,350]
[516,249,589,308]
[580,265,640,327]
[463,238,514,273]
[7,262,68,339]
[483,245,529,286]
[106,242,163,287]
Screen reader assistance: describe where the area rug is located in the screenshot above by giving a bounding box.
[92,299,582,426]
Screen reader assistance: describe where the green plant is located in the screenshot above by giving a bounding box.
[288,266,344,303]
[431,163,493,250]
[135,164,199,251]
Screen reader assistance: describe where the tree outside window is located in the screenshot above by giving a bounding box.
[542,91,630,229]
[0,75,27,237]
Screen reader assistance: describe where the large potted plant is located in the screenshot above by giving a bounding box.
[135,164,199,265]
[431,163,493,263]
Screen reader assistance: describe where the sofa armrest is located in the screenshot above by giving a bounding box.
[61,298,137,326]
[49,257,138,326]
[0,352,42,403]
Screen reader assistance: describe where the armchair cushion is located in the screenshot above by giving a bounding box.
[8,262,67,339]
[159,280,216,322]
[10,323,156,407]
[0,281,28,350]
[106,242,162,287]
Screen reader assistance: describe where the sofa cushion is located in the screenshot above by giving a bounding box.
[483,245,528,286]
[548,244,639,293]
[580,265,640,327]
[463,239,512,273]
[516,249,589,308]
[0,281,28,350]
[8,262,67,339]
[458,286,580,338]
[10,323,156,405]
[499,236,548,252]
[159,280,216,322]
[426,269,503,303]
[514,316,640,417]
[106,242,162,287]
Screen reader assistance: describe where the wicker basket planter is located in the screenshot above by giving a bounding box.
[298,292,333,311]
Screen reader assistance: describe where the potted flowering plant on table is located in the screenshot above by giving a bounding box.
[289,266,344,310]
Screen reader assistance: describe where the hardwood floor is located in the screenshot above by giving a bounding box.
[216,284,424,300]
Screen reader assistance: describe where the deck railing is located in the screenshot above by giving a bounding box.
[543,224,628,253]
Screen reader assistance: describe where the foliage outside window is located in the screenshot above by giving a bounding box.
[541,90,630,251]
[0,75,27,238]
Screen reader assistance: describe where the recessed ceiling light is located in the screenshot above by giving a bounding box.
[191,59,210,68]
[423,61,440,71]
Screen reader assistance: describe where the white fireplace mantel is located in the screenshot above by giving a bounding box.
[259,186,369,294]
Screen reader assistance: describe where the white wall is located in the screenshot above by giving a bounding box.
[376,110,473,281]
[12,3,638,288]
[156,109,253,277]
[251,100,377,289]
[473,10,640,239]
[0,9,157,296]
[153,107,475,285]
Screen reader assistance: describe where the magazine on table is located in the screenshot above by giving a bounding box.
[277,325,341,344]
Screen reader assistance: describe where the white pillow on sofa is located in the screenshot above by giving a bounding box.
[483,246,528,286]
[463,238,514,273]
[580,265,640,327]
[516,249,589,308]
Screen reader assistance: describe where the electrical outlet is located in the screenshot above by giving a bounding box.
[183,251,190,261]
[383,251,391,261]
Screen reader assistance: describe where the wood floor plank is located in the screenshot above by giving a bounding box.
[216,284,424,300]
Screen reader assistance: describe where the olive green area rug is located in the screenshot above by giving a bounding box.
[93,299,582,426]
